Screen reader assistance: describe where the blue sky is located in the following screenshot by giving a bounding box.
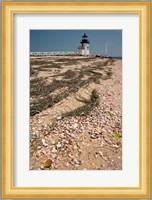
[30,30,122,57]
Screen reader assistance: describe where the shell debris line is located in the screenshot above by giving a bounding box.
[30,56,122,170]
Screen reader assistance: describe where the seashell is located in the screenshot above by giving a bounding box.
[56,143,62,148]
[78,149,82,153]
[51,148,57,153]
[36,152,40,157]
[73,145,77,150]
[98,151,103,157]
[57,116,62,120]
[95,152,99,158]
[65,162,70,167]
[42,138,48,147]
[40,164,45,170]
[51,154,56,159]
[71,133,76,138]
[73,123,78,129]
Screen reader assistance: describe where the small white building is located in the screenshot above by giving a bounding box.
[78,33,90,56]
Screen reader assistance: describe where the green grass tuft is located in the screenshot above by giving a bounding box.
[63,89,99,117]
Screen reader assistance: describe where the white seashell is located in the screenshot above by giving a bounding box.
[56,143,62,148]
[68,154,73,158]
[57,116,62,120]
[42,138,48,147]
[37,146,42,150]
[65,162,70,167]
[51,154,56,159]
[98,151,103,157]
[73,145,77,150]
[40,165,44,170]
[73,123,78,129]
[51,148,57,153]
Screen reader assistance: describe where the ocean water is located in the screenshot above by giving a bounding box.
[113,57,122,60]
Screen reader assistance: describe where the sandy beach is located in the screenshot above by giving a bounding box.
[30,56,122,170]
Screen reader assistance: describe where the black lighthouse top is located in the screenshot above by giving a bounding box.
[81,33,89,44]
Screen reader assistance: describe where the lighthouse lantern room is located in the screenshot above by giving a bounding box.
[78,33,90,56]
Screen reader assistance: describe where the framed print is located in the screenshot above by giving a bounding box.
[2,2,150,198]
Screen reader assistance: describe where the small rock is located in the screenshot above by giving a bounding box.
[43,159,52,168]
[115,122,120,128]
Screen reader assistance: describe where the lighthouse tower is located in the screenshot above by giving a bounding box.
[78,33,90,56]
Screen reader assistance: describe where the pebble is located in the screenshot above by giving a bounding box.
[43,159,52,167]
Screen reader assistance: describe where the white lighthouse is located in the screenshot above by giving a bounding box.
[78,33,90,56]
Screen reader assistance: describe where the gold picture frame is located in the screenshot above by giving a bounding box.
[2,2,150,198]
